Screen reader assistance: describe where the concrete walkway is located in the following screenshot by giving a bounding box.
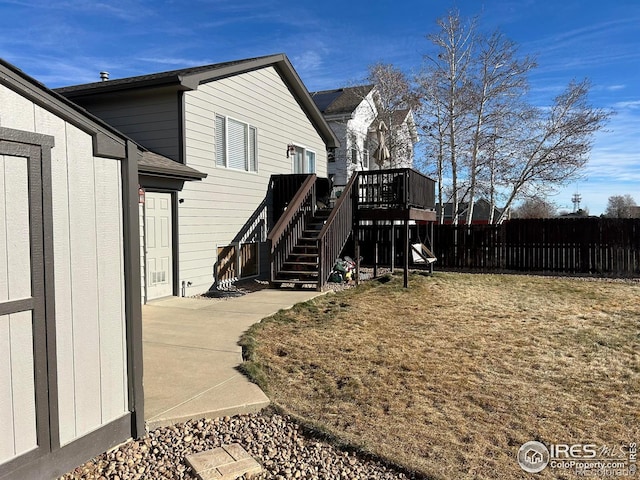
[142,289,324,430]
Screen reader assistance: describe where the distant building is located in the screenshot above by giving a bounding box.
[437,199,505,224]
[629,206,640,218]
[560,208,591,218]
[310,85,419,187]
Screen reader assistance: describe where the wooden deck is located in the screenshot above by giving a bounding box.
[269,168,437,289]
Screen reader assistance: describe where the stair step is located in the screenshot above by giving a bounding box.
[293,249,318,255]
[283,261,318,267]
[277,270,319,276]
[272,279,319,287]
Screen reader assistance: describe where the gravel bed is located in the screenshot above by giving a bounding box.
[61,413,416,480]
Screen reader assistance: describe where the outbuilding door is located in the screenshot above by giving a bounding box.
[144,192,173,300]
[0,139,49,471]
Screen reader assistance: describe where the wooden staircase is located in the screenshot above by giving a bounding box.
[272,207,332,287]
[268,172,357,290]
[269,169,437,290]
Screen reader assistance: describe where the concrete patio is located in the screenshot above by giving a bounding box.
[142,289,324,430]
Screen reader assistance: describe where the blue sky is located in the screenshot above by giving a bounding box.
[1,0,638,214]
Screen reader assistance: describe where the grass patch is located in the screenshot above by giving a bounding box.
[240,273,640,479]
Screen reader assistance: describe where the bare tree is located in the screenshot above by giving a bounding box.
[418,9,611,225]
[604,194,637,218]
[420,9,475,224]
[464,31,536,224]
[416,69,448,223]
[496,80,610,222]
[511,196,557,218]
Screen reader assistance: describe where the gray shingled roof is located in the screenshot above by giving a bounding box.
[310,85,375,115]
[54,53,339,149]
[55,55,277,95]
[139,151,207,180]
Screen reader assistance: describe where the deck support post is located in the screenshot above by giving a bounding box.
[373,221,378,278]
[429,221,434,275]
[391,223,395,271]
[404,220,409,288]
[355,225,360,286]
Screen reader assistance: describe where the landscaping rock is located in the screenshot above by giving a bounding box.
[60,413,415,480]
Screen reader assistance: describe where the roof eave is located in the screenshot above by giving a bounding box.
[138,166,207,181]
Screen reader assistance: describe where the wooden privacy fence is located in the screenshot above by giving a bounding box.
[434,218,640,276]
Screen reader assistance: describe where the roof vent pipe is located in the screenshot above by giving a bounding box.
[100,71,109,82]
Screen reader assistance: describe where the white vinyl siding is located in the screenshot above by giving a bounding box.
[215,115,257,172]
[181,66,327,295]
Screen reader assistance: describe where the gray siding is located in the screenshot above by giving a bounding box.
[180,66,328,295]
[71,87,180,161]
[0,84,129,450]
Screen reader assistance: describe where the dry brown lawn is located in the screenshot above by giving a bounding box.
[240,273,640,479]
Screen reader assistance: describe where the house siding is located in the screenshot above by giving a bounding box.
[69,87,181,162]
[180,66,327,295]
[327,90,377,186]
[0,84,129,449]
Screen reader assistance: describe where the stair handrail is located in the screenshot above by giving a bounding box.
[267,174,317,284]
[317,171,359,289]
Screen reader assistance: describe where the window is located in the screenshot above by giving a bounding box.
[292,145,316,174]
[363,139,370,168]
[306,150,316,173]
[215,114,257,172]
[351,148,358,165]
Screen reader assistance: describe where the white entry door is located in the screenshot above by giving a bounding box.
[145,192,173,300]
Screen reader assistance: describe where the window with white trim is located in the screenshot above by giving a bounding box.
[351,147,358,165]
[363,139,370,168]
[292,145,316,174]
[215,114,257,172]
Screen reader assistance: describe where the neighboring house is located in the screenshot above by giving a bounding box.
[56,54,338,301]
[310,85,418,188]
[560,209,591,218]
[437,199,505,224]
[0,58,147,480]
[628,206,640,218]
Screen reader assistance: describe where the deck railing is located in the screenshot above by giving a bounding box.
[357,168,436,210]
[267,174,316,284]
[270,174,311,225]
[317,171,358,289]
